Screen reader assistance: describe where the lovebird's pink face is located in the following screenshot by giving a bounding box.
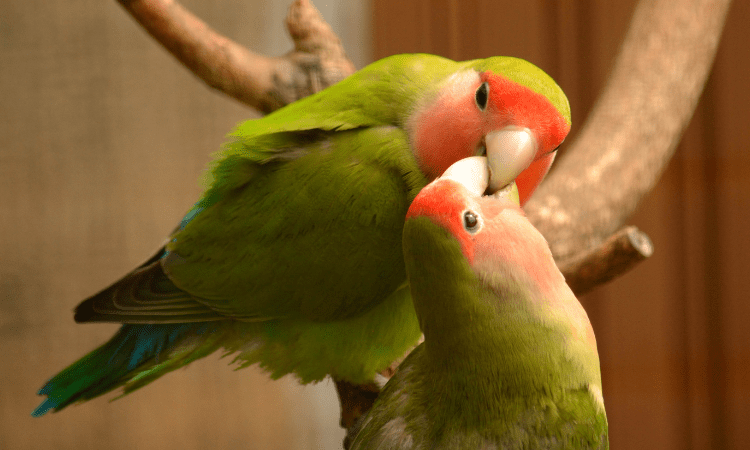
[409,69,570,205]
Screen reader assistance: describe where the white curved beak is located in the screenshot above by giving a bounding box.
[440,156,489,197]
[440,156,520,206]
[485,126,537,193]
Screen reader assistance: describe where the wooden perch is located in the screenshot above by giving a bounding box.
[525,0,732,264]
[560,226,654,296]
[334,380,380,437]
[116,0,355,114]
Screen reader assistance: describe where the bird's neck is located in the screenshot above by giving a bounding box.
[416,264,601,420]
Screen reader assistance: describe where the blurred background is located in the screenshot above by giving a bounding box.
[1,0,748,448]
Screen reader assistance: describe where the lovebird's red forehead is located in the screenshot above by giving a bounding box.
[407,180,465,221]
[481,71,570,152]
[406,179,476,262]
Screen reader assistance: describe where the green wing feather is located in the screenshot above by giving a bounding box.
[165,126,427,321]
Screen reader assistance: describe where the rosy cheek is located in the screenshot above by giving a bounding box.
[418,142,477,180]
[414,122,456,179]
[414,102,483,179]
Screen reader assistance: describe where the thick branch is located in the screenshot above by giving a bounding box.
[560,226,654,296]
[116,0,355,113]
[334,380,380,429]
[526,0,732,262]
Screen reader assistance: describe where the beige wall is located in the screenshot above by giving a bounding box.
[374,0,750,449]
[0,0,373,448]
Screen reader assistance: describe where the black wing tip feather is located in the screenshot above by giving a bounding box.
[74,296,99,323]
[73,261,222,324]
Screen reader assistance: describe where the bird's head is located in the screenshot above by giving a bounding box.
[407,56,570,205]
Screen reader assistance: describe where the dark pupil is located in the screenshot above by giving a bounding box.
[475,82,489,111]
[464,211,478,229]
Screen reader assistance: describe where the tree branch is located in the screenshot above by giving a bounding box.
[560,226,654,296]
[116,0,355,113]
[525,0,732,264]
[334,380,380,429]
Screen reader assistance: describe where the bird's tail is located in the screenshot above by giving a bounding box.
[32,322,227,416]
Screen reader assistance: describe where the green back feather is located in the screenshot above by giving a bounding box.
[165,126,427,321]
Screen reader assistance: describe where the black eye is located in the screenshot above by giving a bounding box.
[475,82,489,111]
[463,210,479,232]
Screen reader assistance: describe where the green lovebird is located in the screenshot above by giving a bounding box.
[349,157,607,449]
[33,53,571,416]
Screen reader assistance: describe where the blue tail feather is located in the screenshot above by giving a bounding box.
[33,322,217,417]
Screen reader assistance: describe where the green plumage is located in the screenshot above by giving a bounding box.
[349,176,608,449]
[166,127,424,321]
[34,53,572,416]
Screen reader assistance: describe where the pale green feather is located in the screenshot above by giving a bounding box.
[199,54,460,194]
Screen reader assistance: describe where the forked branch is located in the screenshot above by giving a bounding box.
[116,0,355,114]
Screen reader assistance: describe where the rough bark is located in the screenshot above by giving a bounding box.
[116,0,355,114]
[560,226,654,296]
